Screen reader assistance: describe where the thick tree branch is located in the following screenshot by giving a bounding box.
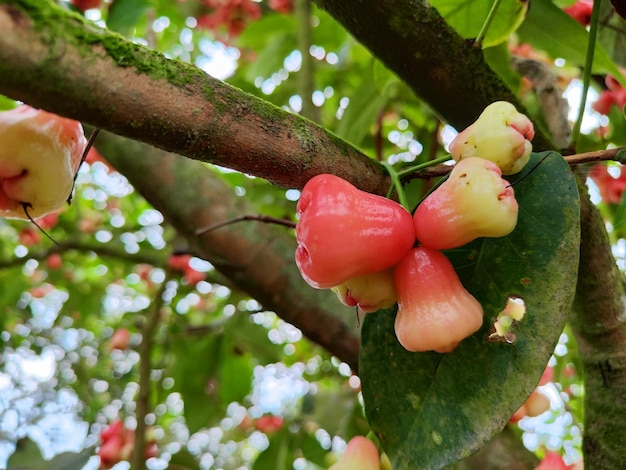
[571,185,626,469]
[313,0,551,150]
[0,0,388,194]
[94,131,362,370]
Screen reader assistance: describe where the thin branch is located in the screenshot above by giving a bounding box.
[404,147,626,180]
[132,275,168,470]
[196,214,296,236]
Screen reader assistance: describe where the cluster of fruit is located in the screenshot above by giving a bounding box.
[295,101,535,353]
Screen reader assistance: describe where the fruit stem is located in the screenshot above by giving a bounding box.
[474,0,503,47]
[571,0,601,150]
[382,161,410,211]
[396,155,452,177]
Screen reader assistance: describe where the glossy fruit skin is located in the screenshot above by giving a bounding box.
[394,247,483,353]
[332,269,396,313]
[413,157,518,250]
[329,436,380,470]
[295,174,415,289]
[0,105,86,219]
[449,101,534,175]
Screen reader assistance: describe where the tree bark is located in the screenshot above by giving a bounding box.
[572,184,626,469]
[0,0,388,194]
[94,130,362,370]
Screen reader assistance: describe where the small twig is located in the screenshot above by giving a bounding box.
[562,147,626,165]
[403,147,626,180]
[195,214,296,236]
[474,0,503,47]
[382,161,410,211]
[571,0,601,149]
[68,128,100,204]
[21,203,62,247]
[132,276,168,470]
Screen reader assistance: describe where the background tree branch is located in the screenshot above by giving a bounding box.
[94,130,362,370]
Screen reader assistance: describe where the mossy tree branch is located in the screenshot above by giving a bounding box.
[0,0,388,194]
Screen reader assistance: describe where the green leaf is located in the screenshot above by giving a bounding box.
[107,0,151,35]
[217,341,254,404]
[360,152,580,469]
[598,0,626,68]
[483,43,521,93]
[169,448,202,470]
[335,68,389,147]
[429,0,528,47]
[517,0,626,88]
[7,438,44,467]
[8,441,94,470]
[169,335,223,433]
[253,430,291,470]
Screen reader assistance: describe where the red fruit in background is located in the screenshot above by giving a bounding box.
[393,247,483,353]
[109,328,131,350]
[255,415,284,433]
[539,365,554,386]
[269,0,293,14]
[18,227,41,246]
[588,163,626,204]
[38,211,60,229]
[100,420,125,442]
[197,0,262,37]
[71,0,102,11]
[524,389,551,417]
[295,174,415,289]
[168,253,192,271]
[563,1,593,26]
[46,253,63,270]
[329,436,380,470]
[183,266,206,285]
[534,451,573,470]
[98,434,124,469]
[85,147,114,172]
[509,404,528,423]
[98,420,157,469]
[0,105,86,219]
[413,157,518,250]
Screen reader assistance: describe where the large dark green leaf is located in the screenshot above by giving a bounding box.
[360,152,580,469]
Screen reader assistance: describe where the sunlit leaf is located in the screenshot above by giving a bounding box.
[517,0,626,88]
[360,152,580,469]
[429,0,528,47]
[107,0,151,35]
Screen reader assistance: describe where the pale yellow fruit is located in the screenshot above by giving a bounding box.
[449,101,534,175]
[0,105,86,219]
